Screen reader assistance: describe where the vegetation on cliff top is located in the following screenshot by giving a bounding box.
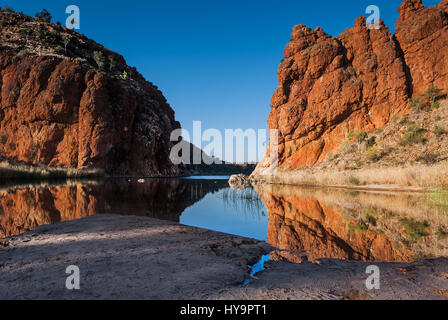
[0,7,139,82]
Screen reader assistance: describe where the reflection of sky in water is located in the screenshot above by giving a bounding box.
[239,254,271,287]
[183,176,231,180]
[180,188,269,241]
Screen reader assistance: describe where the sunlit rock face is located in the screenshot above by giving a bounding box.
[0,11,183,176]
[0,179,225,238]
[255,184,448,262]
[255,0,448,173]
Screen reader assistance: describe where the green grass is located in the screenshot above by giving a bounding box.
[400,218,429,243]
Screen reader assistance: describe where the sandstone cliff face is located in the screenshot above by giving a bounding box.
[255,0,448,173]
[396,0,448,96]
[0,11,182,176]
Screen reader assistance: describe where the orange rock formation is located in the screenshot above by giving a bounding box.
[257,0,448,171]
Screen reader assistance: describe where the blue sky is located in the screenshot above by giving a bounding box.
[4,0,441,162]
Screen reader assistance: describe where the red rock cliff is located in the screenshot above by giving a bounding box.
[0,11,183,176]
[256,0,448,172]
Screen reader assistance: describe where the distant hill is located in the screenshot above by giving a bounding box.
[182,141,257,176]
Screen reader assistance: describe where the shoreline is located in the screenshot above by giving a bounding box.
[0,161,105,180]
[252,181,426,194]
[0,160,247,182]
[1,214,447,300]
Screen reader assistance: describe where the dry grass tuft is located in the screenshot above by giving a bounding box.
[0,161,105,181]
[252,161,448,190]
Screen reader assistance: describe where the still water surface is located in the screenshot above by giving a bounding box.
[1,177,447,263]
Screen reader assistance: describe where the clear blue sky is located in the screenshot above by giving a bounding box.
[4,0,441,161]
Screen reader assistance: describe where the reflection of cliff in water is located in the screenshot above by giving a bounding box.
[0,179,227,238]
[255,184,448,263]
[4,177,448,263]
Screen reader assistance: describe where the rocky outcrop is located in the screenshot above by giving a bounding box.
[0,11,183,176]
[254,0,448,175]
[228,174,251,190]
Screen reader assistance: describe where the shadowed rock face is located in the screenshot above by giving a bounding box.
[255,184,448,263]
[0,179,227,238]
[0,12,183,176]
[255,0,448,172]
[396,0,448,96]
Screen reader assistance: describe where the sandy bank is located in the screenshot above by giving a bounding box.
[1,214,448,300]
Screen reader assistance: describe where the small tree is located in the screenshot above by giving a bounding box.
[108,55,117,71]
[35,9,52,23]
[62,35,72,55]
[347,130,367,144]
[347,130,368,151]
[399,123,426,146]
[423,85,443,108]
[410,97,424,112]
[93,51,107,70]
